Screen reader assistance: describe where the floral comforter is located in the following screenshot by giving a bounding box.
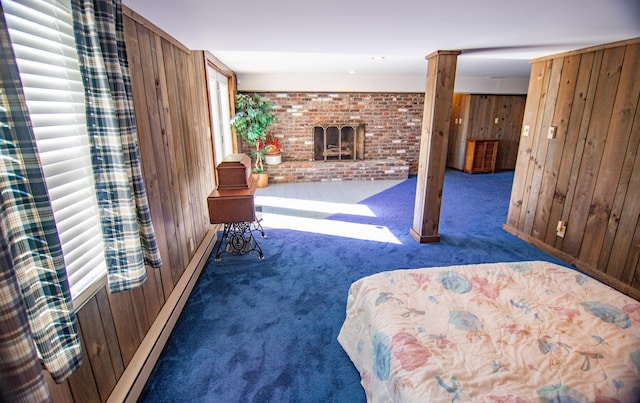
[337,261,640,402]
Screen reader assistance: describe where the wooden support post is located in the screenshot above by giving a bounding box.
[410,50,460,243]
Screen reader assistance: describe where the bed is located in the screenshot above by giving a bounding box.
[337,261,640,402]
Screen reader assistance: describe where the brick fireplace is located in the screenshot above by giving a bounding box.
[313,124,364,161]
[240,92,425,183]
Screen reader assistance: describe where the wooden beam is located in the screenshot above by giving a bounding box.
[411,50,460,243]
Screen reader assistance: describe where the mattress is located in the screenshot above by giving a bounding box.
[338,261,640,402]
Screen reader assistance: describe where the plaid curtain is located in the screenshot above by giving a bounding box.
[72,0,162,293]
[0,5,82,401]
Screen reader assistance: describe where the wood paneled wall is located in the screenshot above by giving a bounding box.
[447,94,526,171]
[505,38,640,299]
[44,7,220,402]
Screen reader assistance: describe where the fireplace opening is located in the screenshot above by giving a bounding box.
[313,124,365,161]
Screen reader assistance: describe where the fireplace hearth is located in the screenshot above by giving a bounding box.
[313,124,365,161]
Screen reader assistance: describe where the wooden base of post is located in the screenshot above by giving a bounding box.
[409,228,441,244]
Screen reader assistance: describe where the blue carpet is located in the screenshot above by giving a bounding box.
[139,170,568,402]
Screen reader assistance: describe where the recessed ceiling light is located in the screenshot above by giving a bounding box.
[348,70,357,74]
[371,56,385,61]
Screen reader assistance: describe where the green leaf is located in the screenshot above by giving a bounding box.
[230,93,278,172]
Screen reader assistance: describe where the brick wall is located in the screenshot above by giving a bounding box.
[240,92,425,180]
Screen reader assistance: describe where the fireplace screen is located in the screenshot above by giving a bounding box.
[313,125,365,161]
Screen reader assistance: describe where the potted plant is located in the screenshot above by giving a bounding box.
[261,134,282,165]
[229,93,278,187]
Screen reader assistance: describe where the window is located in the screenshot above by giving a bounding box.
[4,0,107,309]
[207,64,233,166]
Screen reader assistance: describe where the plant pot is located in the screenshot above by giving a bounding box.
[253,172,269,188]
[265,153,281,165]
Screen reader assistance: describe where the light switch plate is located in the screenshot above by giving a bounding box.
[547,126,557,139]
[556,221,567,237]
[522,125,530,137]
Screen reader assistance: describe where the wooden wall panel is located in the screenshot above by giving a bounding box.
[469,95,492,139]
[522,58,563,235]
[188,51,216,241]
[517,60,553,231]
[505,37,640,298]
[46,7,220,402]
[582,44,640,269]
[532,55,573,241]
[158,40,191,283]
[605,98,640,282]
[499,95,526,170]
[563,47,623,257]
[507,62,547,229]
[45,371,74,402]
[76,298,117,401]
[66,332,100,402]
[554,51,600,252]
[543,54,591,245]
[447,94,526,172]
[94,289,124,378]
[124,18,174,300]
[447,94,468,170]
[105,292,140,367]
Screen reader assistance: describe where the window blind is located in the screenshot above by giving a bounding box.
[4,0,107,309]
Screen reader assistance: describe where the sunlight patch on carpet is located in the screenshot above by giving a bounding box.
[258,212,402,244]
[255,195,376,217]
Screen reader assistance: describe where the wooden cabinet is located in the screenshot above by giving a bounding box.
[464,139,499,174]
[207,185,257,224]
[208,154,257,224]
[207,154,265,260]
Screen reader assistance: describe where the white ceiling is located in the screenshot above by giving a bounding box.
[123,0,640,92]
